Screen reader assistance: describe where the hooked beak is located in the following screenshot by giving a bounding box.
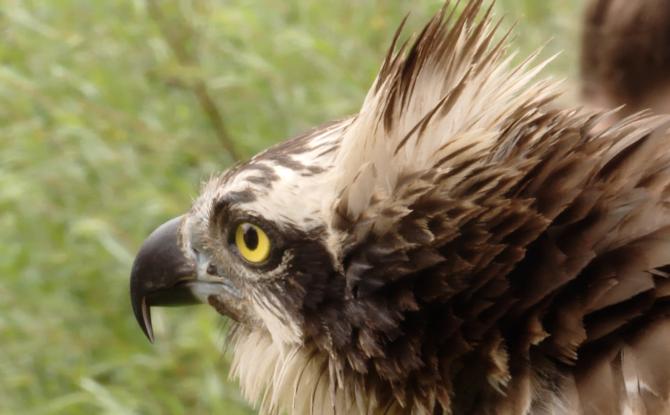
[130,216,198,343]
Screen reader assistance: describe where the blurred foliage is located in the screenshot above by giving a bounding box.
[0,0,579,414]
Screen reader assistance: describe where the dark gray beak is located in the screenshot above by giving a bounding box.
[130,216,198,342]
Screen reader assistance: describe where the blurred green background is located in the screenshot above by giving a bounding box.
[0,1,580,414]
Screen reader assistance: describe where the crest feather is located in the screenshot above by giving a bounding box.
[332,0,559,223]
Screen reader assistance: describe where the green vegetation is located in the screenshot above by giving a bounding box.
[0,1,580,413]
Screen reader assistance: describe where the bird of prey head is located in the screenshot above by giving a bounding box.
[130,1,670,413]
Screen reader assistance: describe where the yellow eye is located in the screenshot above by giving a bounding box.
[234,223,271,264]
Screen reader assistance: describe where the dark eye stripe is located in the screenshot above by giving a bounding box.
[242,224,259,250]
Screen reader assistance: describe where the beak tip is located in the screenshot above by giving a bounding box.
[145,330,155,344]
[132,294,156,343]
[141,297,156,343]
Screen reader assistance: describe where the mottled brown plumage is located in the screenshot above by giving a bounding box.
[131,1,670,413]
[582,0,670,119]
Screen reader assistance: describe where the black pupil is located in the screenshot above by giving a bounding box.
[243,225,259,250]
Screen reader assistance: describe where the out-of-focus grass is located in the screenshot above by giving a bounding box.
[0,1,580,414]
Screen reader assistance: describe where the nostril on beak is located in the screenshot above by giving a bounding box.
[206,263,218,275]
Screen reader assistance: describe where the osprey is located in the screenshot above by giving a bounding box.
[130,1,670,413]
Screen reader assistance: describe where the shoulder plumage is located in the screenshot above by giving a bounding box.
[322,1,670,412]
